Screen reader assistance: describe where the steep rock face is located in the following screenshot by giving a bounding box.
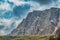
[10,8,60,36]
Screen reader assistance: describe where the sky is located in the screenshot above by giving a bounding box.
[0,0,60,35]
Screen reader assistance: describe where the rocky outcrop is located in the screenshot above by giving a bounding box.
[10,8,60,36]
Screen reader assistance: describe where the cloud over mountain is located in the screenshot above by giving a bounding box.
[32,0,57,5]
[0,0,60,35]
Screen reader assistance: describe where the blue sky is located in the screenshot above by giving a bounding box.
[0,0,60,35]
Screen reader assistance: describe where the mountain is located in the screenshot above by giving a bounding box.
[10,8,60,36]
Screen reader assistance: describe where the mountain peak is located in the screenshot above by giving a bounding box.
[50,7,60,10]
[10,8,60,36]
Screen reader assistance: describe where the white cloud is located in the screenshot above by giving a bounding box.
[0,18,15,35]
[14,19,22,28]
[0,2,12,11]
[0,30,6,35]
[29,1,41,12]
[29,0,60,12]
[0,0,28,35]
[8,0,29,6]
[0,18,22,35]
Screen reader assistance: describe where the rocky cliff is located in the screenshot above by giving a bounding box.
[10,8,60,36]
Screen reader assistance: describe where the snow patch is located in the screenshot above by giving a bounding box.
[52,27,58,34]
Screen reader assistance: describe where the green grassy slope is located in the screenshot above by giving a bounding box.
[0,35,49,40]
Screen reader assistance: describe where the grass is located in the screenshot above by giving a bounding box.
[0,35,49,40]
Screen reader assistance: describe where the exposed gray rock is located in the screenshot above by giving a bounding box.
[10,8,60,36]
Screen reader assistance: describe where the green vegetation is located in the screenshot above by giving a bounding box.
[0,35,49,40]
[0,35,60,40]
